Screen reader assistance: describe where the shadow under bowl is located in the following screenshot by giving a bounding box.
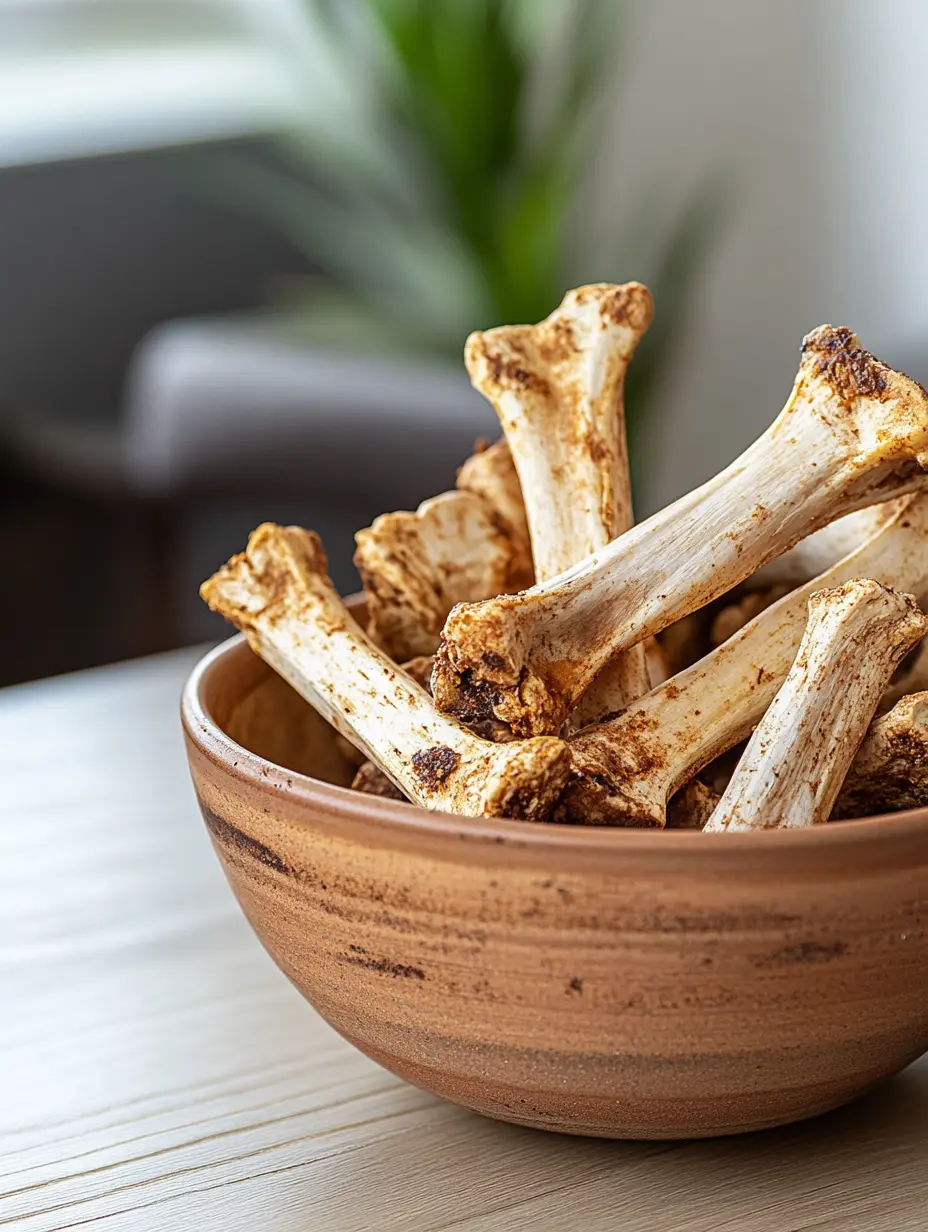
[181,627,928,1140]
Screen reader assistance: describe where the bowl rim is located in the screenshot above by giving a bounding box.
[182,633,928,858]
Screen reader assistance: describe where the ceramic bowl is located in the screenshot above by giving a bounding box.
[182,626,928,1140]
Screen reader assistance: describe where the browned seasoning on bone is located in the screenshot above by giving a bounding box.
[411,746,460,788]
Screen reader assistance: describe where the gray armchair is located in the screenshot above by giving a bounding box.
[122,312,498,638]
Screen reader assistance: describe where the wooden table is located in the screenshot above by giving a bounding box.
[2,650,927,1231]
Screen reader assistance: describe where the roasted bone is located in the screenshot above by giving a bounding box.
[710,585,792,648]
[558,494,928,825]
[351,655,514,800]
[434,328,928,736]
[352,760,406,801]
[355,440,532,662]
[201,524,569,819]
[465,282,653,716]
[657,610,715,677]
[881,637,928,712]
[666,779,720,830]
[705,581,927,831]
[644,636,671,689]
[745,503,898,589]
[457,439,534,591]
[832,692,928,819]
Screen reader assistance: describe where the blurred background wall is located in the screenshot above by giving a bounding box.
[627,0,928,508]
[1,0,926,685]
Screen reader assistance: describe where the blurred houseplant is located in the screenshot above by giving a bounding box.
[205,0,717,448]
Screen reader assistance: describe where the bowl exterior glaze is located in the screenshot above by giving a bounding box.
[183,636,928,1139]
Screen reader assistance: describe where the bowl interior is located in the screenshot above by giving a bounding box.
[208,643,357,789]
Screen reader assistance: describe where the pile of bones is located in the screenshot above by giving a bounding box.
[203,283,928,832]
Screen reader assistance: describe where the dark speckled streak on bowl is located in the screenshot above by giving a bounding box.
[181,615,928,1140]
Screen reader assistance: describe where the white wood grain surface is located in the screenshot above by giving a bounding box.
[1,650,926,1231]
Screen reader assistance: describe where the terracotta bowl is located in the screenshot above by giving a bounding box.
[182,626,928,1140]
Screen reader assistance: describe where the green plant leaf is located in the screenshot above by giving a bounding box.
[191,151,488,352]
[192,0,722,437]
